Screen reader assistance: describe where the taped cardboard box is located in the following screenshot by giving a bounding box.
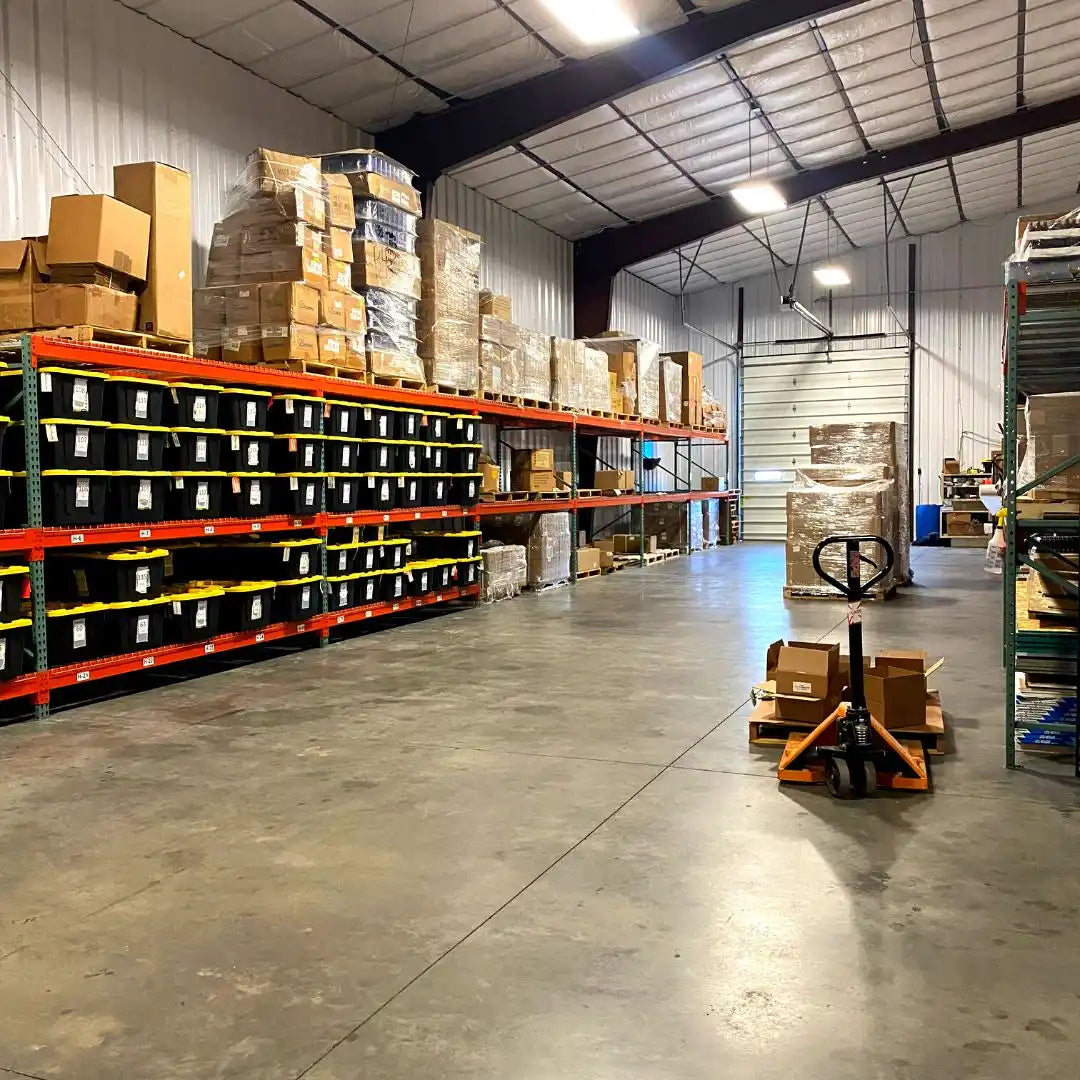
[643,504,687,550]
[595,469,634,490]
[766,639,844,724]
[663,350,703,426]
[46,195,150,282]
[113,161,192,340]
[863,650,930,730]
[577,547,601,574]
[320,290,349,330]
[519,329,551,403]
[0,238,48,330]
[318,328,346,364]
[323,174,356,230]
[660,358,682,423]
[585,336,661,420]
[480,291,512,320]
[342,332,366,371]
[32,284,137,331]
[351,240,421,300]
[480,462,499,493]
[551,337,584,410]
[582,345,610,413]
[260,282,320,327]
[480,340,521,397]
[513,448,554,472]
[261,323,319,365]
[1020,392,1080,497]
[345,172,422,217]
[221,326,262,364]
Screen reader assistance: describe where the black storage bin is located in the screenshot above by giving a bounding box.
[221,582,276,632]
[170,472,225,519]
[324,436,360,472]
[407,561,434,596]
[40,419,108,469]
[381,538,410,570]
[447,413,478,443]
[359,473,396,511]
[46,603,107,665]
[326,474,362,514]
[270,394,322,434]
[0,616,29,680]
[450,473,482,505]
[398,442,423,473]
[358,403,395,439]
[383,569,408,602]
[411,531,481,561]
[398,474,422,508]
[106,375,166,425]
[356,541,382,573]
[169,427,224,471]
[356,440,394,472]
[3,472,25,528]
[221,387,271,431]
[459,557,481,588]
[227,473,274,517]
[168,382,222,428]
[0,371,25,421]
[39,367,108,420]
[223,431,272,473]
[275,474,324,516]
[447,445,481,472]
[354,570,383,606]
[111,472,171,524]
[108,598,166,653]
[321,149,414,184]
[395,408,422,441]
[326,542,359,576]
[1,422,23,471]
[326,399,361,438]
[423,411,449,443]
[195,539,320,582]
[163,586,223,643]
[275,575,322,622]
[272,433,324,473]
[42,471,108,526]
[422,444,446,473]
[0,564,28,619]
[326,574,356,612]
[109,424,168,470]
[420,474,450,507]
[0,415,13,467]
[50,547,168,603]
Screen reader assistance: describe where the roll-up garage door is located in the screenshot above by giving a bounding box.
[742,348,910,541]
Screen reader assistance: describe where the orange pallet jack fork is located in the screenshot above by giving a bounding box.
[779,534,931,798]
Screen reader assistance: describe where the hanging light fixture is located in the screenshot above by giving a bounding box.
[731,106,786,215]
[813,206,850,287]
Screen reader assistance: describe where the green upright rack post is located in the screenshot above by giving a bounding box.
[569,421,578,581]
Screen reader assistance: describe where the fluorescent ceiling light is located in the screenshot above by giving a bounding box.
[753,469,784,482]
[538,0,639,44]
[814,265,851,287]
[731,182,787,215]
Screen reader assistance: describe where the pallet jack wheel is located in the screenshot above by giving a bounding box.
[862,760,878,795]
[825,756,855,799]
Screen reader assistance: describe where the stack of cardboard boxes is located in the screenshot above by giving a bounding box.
[511,448,570,494]
[195,148,366,370]
[586,334,662,420]
[661,351,704,426]
[0,162,192,343]
[480,291,512,320]
[480,315,523,398]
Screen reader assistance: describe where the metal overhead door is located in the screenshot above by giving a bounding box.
[741,348,910,541]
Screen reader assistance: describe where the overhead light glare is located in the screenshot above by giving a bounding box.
[814,265,851,287]
[538,0,639,44]
[731,182,787,215]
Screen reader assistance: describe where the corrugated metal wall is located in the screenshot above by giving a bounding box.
[0,0,354,283]
[432,175,572,338]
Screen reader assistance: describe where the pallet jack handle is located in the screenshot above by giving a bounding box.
[811,535,895,711]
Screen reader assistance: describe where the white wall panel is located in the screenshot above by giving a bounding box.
[0,0,355,283]
[431,174,572,338]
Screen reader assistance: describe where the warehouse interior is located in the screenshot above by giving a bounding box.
[2,0,1080,1075]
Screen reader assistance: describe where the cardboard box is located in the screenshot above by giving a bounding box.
[555,470,573,491]
[347,172,422,216]
[246,148,320,187]
[46,195,150,281]
[481,462,500,493]
[592,538,615,553]
[351,240,421,300]
[479,291,512,320]
[192,286,230,330]
[324,174,356,229]
[864,660,926,730]
[597,548,615,569]
[326,256,351,291]
[113,161,192,340]
[318,327,346,364]
[342,332,366,371]
[663,351,704,426]
[0,238,48,330]
[221,326,262,364]
[942,457,961,474]
[514,470,556,494]
[512,448,554,472]
[243,247,326,291]
[32,283,137,331]
[320,290,348,330]
[595,469,634,490]
[701,476,722,491]
[260,282,320,327]
[324,227,354,263]
[261,323,319,364]
[765,639,844,724]
[225,285,261,327]
[613,533,658,554]
[577,547,602,574]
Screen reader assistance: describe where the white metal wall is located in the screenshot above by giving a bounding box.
[432,175,572,338]
[0,0,355,283]
[741,348,911,540]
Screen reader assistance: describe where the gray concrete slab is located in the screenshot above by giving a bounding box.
[0,543,1075,1079]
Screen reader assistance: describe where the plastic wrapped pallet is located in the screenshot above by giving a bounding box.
[417,219,481,392]
[702,499,720,546]
[527,512,571,587]
[519,328,552,404]
[480,316,523,398]
[358,285,424,382]
[660,358,682,423]
[809,422,909,583]
[551,338,585,411]
[1019,392,1080,497]
[582,345,610,412]
[481,544,527,602]
[584,335,662,420]
[688,500,703,551]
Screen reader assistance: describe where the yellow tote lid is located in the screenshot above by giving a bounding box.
[276,472,327,479]
[110,422,169,433]
[441,531,482,537]
[111,470,171,477]
[0,617,30,631]
[40,417,109,427]
[164,585,225,601]
[107,373,168,386]
[278,574,324,587]
[271,433,326,440]
[41,469,110,477]
[222,581,277,593]
[170,381,222,392]
[274,393,323,403]
[171,471,227,478]
[221,386,272,397]
[0,563,28,575]
[447,442,484,449]
[55,548,167,562]
[46,601,106,617]
[326,572,362,583]
[227,472,276,479]
[170,426,226,435]
[39,366,109,379]
[223,429,272,438]
[102,596,170,611]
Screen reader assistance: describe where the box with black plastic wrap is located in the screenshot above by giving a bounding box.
[808,422,910,583]
[584,335,661,420]
[786,467,897,593]
[359,286,424,382]
[551,338,585,411]
[417,219,481,393]
[354,198,418,254]
[480,544,527,602]
[479,315,522,398]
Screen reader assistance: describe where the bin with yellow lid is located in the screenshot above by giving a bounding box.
[106,373,167,425]
[419,473,450,506]
[325,474,362,514]
[40,417,108,469]
[0,562,28,619]
[270,394,322,435]
[458,555,482,588]
[0,615,30,679]
[276,575,323,621]
[275,473,325,515]
[223,430,272,473]
[50,547,167,602]
[41,470,108,525]
[162,584,223,644]
[111,471,171,523]
[271,432,324,473]
[105,596,169,653]
[46,601,107,664]
[170,472,226,519]
[227,473,275,517]
[449,472,483,505]
[38,366,108,420]
[108,422,168,470]
[168,426,225,471]
[410,529,481,561]
[447,443,482,473]
[220,387,271,431]
[167,382,222,428]
[326,399,361,438]
[381,537,411,570]
[220,581,277,632]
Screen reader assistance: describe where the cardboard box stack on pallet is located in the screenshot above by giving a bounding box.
[511,448,564,494]
[550,338,609,413]
[585,334,661,420]
[785,422,910,596]
[0,162,192,343]
[195,148,366,371]
[661,351,706,427]
[483,512,571,588]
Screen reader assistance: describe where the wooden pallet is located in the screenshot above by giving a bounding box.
[263,358,341,378]
[576,567,602,579]
[482,391,523,405]
[601,561,624,574]
[783,583,897,602]
[479,490,531,503]
[576,488,601,498]
[433,384,479,398]
[521,397,554,410]
[370,373,427,391]
[948,535,989,548]
[613,548,680,567]
[597,488,636,497]
[0,324,193,355]
[532,490,571,501]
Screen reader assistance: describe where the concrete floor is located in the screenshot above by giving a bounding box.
[0,543,1078,1079]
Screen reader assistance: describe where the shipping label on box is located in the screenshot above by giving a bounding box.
[259,282,320,327]
[318,328,346,363]
[261,323,319,364]
[225,285,260,327]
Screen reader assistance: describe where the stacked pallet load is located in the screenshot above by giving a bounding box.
[584,334,662,420]
[662,351,705,427]
[195,148,366,374]
[550,339,608,413]
[321,149,424,385]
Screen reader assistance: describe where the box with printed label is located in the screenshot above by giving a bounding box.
[318,328,346,364]
[324,227,354,263]
[225,285,261,327]
[766,639,844,723]
[261,323,319,364]
[259,282,320,327]
[324,174,356,229]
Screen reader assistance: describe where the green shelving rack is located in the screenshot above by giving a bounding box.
[1003,275,1080,769]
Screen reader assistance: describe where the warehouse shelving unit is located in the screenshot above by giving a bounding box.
[1003,277,1080,769]
[0,333,730,719]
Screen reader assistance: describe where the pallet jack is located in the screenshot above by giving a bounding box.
[778,534,931,798]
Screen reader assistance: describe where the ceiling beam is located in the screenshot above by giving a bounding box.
[575,94,1080,274]
[375,0,860,177]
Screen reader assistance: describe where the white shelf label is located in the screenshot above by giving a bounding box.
[365,610,373,619]
[204,642,215,654]
[142,656,155,668]
[139,528,151,539]
[70,533,84,545]
[203,525,215,535]
[255,632,265,644]
[392,603,400,611]
[76,669,90,682]
[336,614,345,624]
[251,522,262,531]
[413,511,421,519]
